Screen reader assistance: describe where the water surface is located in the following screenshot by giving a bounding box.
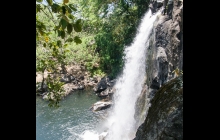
[36,90,105,140]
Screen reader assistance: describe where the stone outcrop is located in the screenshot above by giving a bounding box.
[146,0,183,91]
[134,75,183,140]
[89,76,116,112]
[90,100,112,112]
[36,63,102,97]
[93,76,116,99]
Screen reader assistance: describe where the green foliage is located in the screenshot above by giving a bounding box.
[73,19,82,32]
[46,0,53,6]
[37,0,152,106]
[51,4,60,13]
[36,0,82,42]
[73,36,82,44]
[71,0,151,78]
[64,0,69,4]
[46,75,65,108]
[67,23,73,34]
[36,0,84,107]
[82,1,145,78]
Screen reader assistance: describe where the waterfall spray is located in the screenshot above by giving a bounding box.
[104,9,161,140]
[82,9,161,140]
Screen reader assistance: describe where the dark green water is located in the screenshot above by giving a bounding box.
[36,90,106,140]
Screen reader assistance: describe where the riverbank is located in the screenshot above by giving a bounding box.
[36,63,104,98]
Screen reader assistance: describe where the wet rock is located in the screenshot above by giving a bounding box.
[98,87,114,97]
[69,75,75,81]
[98,90,109,98]
[93,77,109,93]
[149,88,157,100]
[157,0,164,8]
[36,82,48,93]
[60,74,75,83]
[133,76,183,140]
[146,0,183,89]
[108,79,116,87]
[90,101,112,112]
[42,93,49,100]
[150,76,160,89]
[167,0,173,19]
[149,0,157,14]
[79,75,84,80]
[134,85,150,128]
[77,85,85,90]
[93,76,116,98]
[93,77,98,83]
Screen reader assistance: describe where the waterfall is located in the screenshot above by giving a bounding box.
[81,9,161,140]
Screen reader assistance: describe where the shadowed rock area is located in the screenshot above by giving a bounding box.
[133,75,183,140]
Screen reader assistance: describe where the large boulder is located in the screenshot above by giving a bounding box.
[93,76,116,93]
[157,0,164,8]
[133,76,183,140]
[150,76,160,89]
[60,74,75,83]
[90,101,112,112]
[93,77,109,93]
[36,82,48,93]
[98,87,115,98]
[149,0,158,14]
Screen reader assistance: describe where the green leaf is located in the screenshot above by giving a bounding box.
[46,0,53,6]
[48,83,51,89]
[62,16,69,22]
[60,18,67,30]
[58,30,61,37]
[49,43,53,48]
[64,49,70,53]
[57,40,62,47]
[64,44,68,47]
[61,31,65,39]
[36,4,41,13]
[65,38,73,42]
[51,4,60,13]
[64,0,69,4]
[74,36,82,44]
[57,14,62,18]
[65,5,72,13]
[62,6,66,14]
[68,14,74,19]
[73,19,82,32]
[36,0,43,2]
[68,4,77,11]
[43,43,46,47]
[67,23,73,34]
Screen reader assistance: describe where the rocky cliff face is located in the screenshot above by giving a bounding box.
[147,0,183,91]
[134,75,183,140]
[134,0,183,139]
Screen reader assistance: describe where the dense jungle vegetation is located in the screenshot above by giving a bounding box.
[36,0,150,107]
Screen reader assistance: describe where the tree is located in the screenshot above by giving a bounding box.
[36,0,83,107]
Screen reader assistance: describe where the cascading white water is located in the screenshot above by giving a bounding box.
[81,9,161,140]
[104,9,161,140]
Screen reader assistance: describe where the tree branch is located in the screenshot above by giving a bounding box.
[41,7,57,25]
